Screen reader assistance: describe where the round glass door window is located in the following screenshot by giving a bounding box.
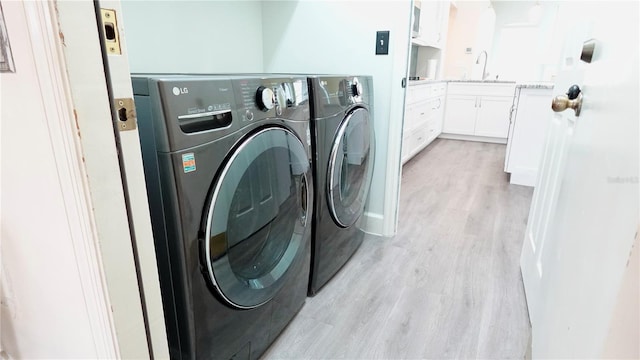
[204,127,311,309]
[327,107,374,228]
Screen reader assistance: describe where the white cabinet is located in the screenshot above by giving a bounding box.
[442,95,476,135]
[504,86,554,186]
[442,82,516,143]
[412,1,449,49]
[475,96,514,138]
[402,82,446,164]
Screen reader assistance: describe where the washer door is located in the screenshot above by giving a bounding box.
[204,127,311,309]
[327,107,374,228]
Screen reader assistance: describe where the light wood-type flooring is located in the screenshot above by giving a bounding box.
[263,139,534,359]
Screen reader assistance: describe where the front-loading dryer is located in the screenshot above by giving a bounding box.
[306,75,375,295]
[133,74,313,359]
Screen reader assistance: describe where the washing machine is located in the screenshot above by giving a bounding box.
[133,74,313,359]
[306,75,375,295]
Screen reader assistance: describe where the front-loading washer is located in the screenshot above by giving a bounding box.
[306,75,375,295]
[133,74,313,359]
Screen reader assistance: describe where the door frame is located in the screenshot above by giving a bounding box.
[5,1,134,357]
[15,1,168,357]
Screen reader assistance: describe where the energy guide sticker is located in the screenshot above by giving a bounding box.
[182,153,196,173]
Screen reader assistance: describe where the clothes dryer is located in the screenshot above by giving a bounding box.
[306,75,375,295]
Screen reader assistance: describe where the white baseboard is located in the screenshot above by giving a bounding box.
[360,211,386,236]
[439,133,507,144]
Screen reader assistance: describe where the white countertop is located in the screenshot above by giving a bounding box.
[408,79,554,89]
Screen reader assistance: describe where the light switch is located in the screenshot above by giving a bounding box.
[376,31,390,55]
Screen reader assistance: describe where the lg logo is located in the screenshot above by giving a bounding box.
[172,87,189,96]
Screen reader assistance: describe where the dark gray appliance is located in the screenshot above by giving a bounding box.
[133,74,313,359]
[306,75,375,295]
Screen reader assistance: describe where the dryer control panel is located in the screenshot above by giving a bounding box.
[235,77,310,124]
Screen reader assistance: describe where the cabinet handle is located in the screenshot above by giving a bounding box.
[478,98,482,108]
[474,97,478,108]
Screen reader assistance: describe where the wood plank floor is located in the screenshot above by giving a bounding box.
[263,139,534,359]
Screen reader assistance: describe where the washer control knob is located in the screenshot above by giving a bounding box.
[275,105,283,116]
[245,109,254,121]
[256,86,275,111]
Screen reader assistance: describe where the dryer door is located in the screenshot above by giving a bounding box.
[327,107,375,228]
[203,127,311,309]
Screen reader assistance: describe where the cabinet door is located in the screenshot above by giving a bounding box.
[432,96,444,134]
[475,96,513,138]
[443,95,477,135]
[420,1,439,45]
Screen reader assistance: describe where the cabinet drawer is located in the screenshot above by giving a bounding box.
[406,84,430,104]
[430,82,446,97]
[408,126,429,154]
[413,101,431,126]
[427,112,442,138]
[448,83,515,97]
[404,101,430,131]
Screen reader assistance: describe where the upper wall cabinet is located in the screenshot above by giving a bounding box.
[412,1,450,49]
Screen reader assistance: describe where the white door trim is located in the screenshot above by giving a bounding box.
[379,1,414,237]
[95,0,170,356]
[21,1,119,357]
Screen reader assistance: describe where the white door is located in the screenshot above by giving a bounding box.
[520,2,639,358]
[474,96,512,138]
[442,95,477,135]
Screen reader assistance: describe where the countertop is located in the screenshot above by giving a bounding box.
[408,79,554,89]
[446,79,516,84]
[515,82,554,89]
[407,79,446,86]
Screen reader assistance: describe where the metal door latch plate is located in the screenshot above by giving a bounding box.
[101,8,121,55]
[115,98,137,131]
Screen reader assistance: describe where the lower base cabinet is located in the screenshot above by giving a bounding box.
[442,82,516,142]
[402,82,446,164]
[504,87,554,186]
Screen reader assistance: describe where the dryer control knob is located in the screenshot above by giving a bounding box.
[351,80,363,97]
[256,86,275,111]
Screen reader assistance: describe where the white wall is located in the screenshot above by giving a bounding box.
[262,0,412,231]
[443,1,493,79]
[120,1,264,73]
[490,1,559,81]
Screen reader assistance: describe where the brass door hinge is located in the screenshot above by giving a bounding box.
[115,98,137,131]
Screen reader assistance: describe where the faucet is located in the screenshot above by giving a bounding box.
[475,50,489,80]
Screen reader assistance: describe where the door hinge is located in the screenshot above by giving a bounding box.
[115,98,137,131]
[100,8,122,55]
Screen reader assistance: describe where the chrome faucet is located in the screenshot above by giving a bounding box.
[475,50,489,80]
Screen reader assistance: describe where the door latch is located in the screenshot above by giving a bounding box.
[114,98,137,131]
